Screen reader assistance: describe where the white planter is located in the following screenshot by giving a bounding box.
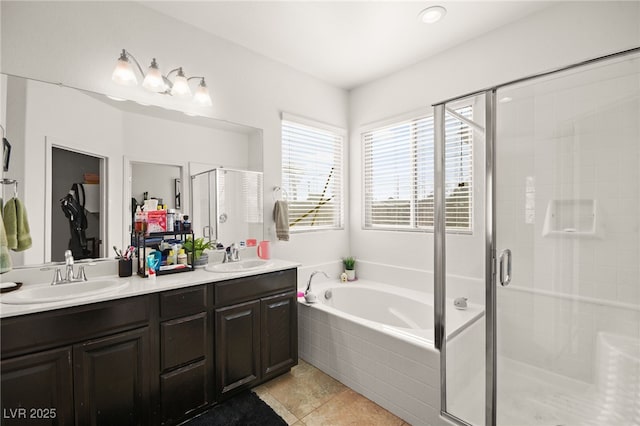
[345,269,356,281]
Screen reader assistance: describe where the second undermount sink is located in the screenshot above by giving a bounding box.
[0,279,129,305]
[205,259,272,273]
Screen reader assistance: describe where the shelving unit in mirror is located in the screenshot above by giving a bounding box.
[132,231,195,277]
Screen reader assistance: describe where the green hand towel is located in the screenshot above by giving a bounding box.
[3,197,32,252]
[0,208,12,273]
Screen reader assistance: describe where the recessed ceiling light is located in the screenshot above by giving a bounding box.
[419,6,447,24]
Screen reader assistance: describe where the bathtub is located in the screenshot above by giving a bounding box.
[298,279,483,426]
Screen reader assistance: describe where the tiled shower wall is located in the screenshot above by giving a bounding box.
[495,61,640,382]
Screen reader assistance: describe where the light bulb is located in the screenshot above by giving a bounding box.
[142,58,166,93]
[170,68,192,98]
[193,78,212,106]
[112,50,137,86]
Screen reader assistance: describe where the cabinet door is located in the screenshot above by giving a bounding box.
[215,300,260,398]
[73,327,150,426]
[1,347,73,426]
[261,291,298,379]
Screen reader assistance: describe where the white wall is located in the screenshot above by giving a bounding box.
[1,1,350,269]
[350,2,640,287]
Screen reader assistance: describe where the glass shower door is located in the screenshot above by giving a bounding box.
[494,53,640,425]
[438,92,489,426]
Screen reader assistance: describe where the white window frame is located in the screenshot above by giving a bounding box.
[281,113,345,233]
[361,106,474,233]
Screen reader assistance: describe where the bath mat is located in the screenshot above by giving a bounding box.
[183,391,287,426]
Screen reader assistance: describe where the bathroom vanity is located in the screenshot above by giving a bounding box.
[0,266,298,426]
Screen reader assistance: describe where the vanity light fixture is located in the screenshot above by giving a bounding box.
[418,5,447,24]
[111,49,213,106]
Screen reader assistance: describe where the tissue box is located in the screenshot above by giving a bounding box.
[146,210,167,233]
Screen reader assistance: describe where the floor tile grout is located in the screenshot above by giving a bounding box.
[258,359,404,426]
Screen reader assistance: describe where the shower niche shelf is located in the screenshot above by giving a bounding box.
[542,199,599,238]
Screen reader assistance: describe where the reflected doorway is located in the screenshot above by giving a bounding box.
[51,146,105,261]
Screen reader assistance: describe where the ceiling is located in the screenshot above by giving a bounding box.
[143,1,554,90]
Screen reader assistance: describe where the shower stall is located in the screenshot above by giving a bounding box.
[434,48,640,425]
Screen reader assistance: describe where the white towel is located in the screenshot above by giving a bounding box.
[273,200,289,241]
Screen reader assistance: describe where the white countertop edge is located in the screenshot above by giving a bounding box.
[0,259,300,318]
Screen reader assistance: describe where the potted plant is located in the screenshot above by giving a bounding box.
[183,237,214,267]
[343,256,356,281]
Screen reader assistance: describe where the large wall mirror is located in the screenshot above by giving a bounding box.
[0,73,264,267]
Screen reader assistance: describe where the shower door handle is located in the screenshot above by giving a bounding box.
[499,249,512,286]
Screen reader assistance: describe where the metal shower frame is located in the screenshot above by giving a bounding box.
[432,46,640,426]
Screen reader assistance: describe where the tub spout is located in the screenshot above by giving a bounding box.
[305,270,330,303]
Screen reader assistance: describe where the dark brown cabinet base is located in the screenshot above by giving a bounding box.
[1,347,73,426]
[0,267,297,426]
[215,300,261,398]
[73,327,150,426]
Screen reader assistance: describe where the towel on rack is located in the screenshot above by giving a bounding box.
[273,200,290,241]
[0,208,11,273]
[3,197,32,251]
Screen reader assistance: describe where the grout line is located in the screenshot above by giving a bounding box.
[299,387,350,423]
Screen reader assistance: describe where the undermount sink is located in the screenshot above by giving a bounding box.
[0,279,129,305]
[205,259,272,273]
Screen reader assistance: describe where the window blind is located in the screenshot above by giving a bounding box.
[282,120,343,231]
[363,106,473,231]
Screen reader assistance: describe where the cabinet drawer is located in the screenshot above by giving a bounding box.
[159,286,207,320]
[214,269,296,307]
[160,313,207,371]
[1,296,150,358]
[160,360,208,425]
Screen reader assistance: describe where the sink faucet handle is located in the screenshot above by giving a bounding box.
[75,265,87,281]
[50,268,63,285]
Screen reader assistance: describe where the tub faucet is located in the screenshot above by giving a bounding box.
[305,270,330,296]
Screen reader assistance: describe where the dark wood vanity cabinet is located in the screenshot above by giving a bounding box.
[261,291,298,380]
[157,285,211,425]
[0,267,297,426]
[0,347,74,426]
[0,296,152,426]
[215,300,261,396]
[214,269,298,400]
[73,327,151,426]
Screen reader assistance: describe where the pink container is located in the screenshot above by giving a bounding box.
[257,241,271,260]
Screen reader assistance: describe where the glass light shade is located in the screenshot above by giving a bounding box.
[142,59,166,93]
[112,58,137,86]
[171,74,192,98]
[419,6,446,24]
[193,79,212,106]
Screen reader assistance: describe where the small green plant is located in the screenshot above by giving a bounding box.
[183,237,214,260]
[342,256,356,270]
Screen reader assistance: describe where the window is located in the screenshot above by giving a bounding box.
[363,106,473,231]
[281,117,343,231]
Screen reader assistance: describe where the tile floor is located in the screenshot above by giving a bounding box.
[255,359,410,426]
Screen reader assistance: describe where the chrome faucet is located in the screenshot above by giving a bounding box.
[305,270,330,296]
[48,250,88,285]
[64,250,75,281]
[222,244,240,263]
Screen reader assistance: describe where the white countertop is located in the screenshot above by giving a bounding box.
[0,259,300,319]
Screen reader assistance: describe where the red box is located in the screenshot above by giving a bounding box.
[146,210,167,233]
